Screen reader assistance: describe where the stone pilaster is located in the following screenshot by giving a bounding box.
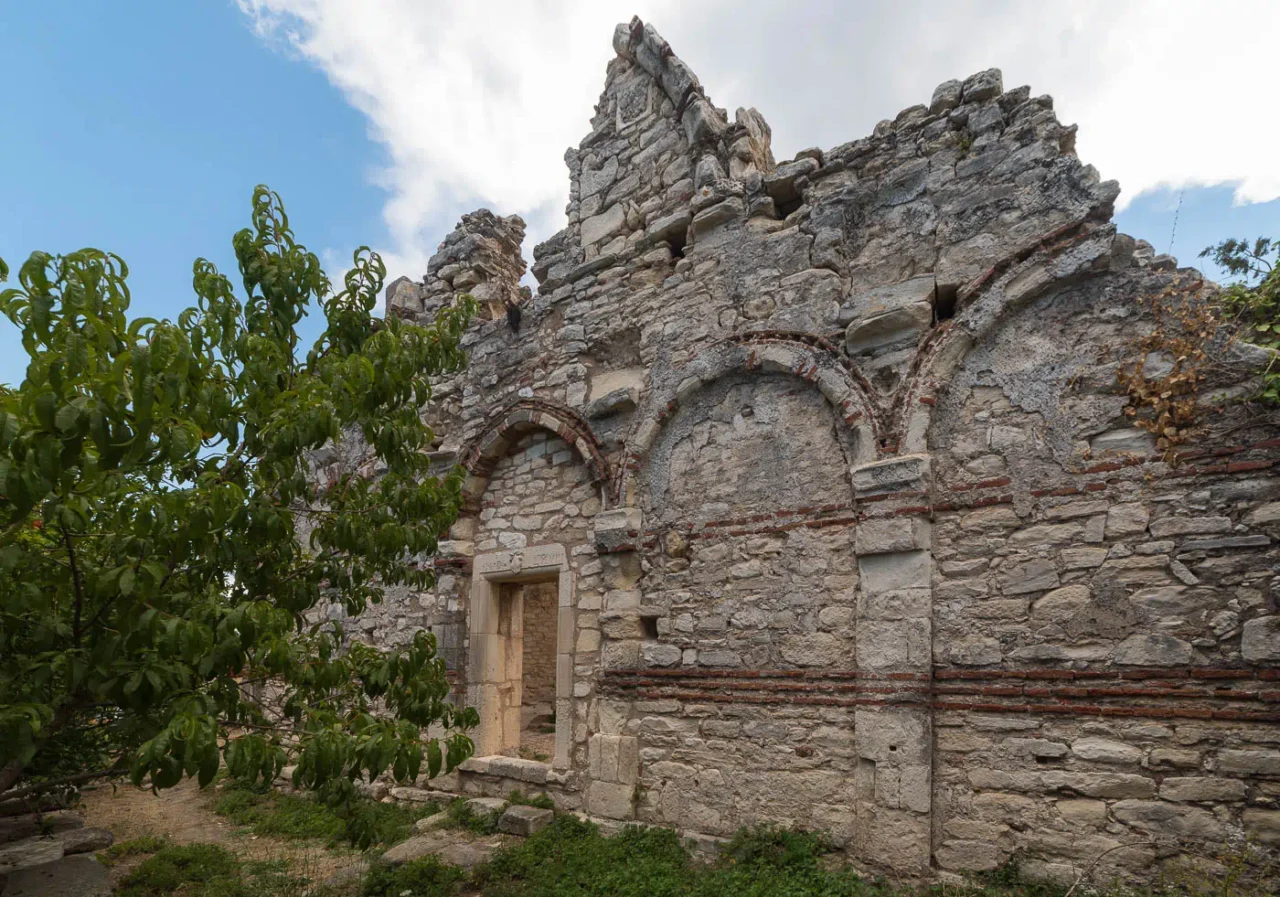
[852,455,933,873]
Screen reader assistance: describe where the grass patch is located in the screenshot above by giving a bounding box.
[213,781,440,848]
[116,842,306,897]
[98,835,169,867]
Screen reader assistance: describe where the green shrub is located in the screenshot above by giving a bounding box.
[717,825,830,869]
[480,815,690,897]
[361,855,466,897]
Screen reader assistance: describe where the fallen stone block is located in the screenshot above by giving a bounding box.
[0,836,65,874]
[412,811,451,834]
[54,827,113,855]
[0,854,110,897]
[498,805,554,836]
[465,796,509,817]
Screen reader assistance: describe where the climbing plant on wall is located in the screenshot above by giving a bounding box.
[0,187,477,845]
[1201,237,1280,403]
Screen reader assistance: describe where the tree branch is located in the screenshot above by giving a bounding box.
[63,528,85,649]
[0,757,130,805]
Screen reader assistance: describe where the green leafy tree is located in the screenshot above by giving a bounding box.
[1201,237,1280,401]
[0,187,477,843]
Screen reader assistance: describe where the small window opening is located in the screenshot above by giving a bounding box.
[640,615,660,639]
[667,229,687,260]
[775,195,804,219]
[934,283,959,323]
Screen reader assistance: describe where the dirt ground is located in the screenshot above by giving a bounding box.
[79,777,369,889]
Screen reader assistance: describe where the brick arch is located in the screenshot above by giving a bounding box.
[460,399,611,512]
[893,221,1116,455]
[615,333,879,503]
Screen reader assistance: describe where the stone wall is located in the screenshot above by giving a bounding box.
[521,581,558,708]
[320,15,1280,884]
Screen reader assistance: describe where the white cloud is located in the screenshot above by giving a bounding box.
[239,0,1279,285]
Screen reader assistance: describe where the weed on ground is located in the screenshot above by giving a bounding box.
[214,780,440,848]
[115,842,308,897]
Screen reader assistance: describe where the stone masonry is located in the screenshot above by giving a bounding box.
[325,16,1280,883]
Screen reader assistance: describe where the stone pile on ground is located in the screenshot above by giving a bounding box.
[0,809,113,896]
[379,796,554,870]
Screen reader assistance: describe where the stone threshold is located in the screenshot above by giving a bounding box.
[459,755,575,788]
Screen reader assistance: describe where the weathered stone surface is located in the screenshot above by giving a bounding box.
[1241,615,1280,662]
[584,387,638,419]
[581,205,626,246]
[930,79,963,114]
[961,68,1003,103]
[1111,800,1224,841]
[1217,749,1280,776]
[54,828,113,855]
[855,518,931,556]
[498,805,555,836]
[0,836,64,873]
[389,786,437,803]
[1112,633,1194,666]
[1158,777,1247,802]
[845,302,932,354]
[838,276,936,328]
[0,855,110,897]
[466,797,509,817]
[1243,808,1280,845]
[1031,584,1091,622]
[1147,516,1232,539]
[1071,737,1142,765]
[1000,560,1060,595]
[412,811,451,834]
[935,839,1004,871]
[851,455,930,497]
[1104,503,1149,538]
[593,508,642,552]
[586,781,635,820]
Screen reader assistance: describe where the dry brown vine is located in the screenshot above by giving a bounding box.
[1114,273,1234,456]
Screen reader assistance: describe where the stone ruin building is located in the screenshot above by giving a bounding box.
[321,16,1280,883]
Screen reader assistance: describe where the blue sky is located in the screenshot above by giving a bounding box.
[2,1,1277,387]
[0,2,402,382]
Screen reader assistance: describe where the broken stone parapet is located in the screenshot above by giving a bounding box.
[389,209,527,324]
